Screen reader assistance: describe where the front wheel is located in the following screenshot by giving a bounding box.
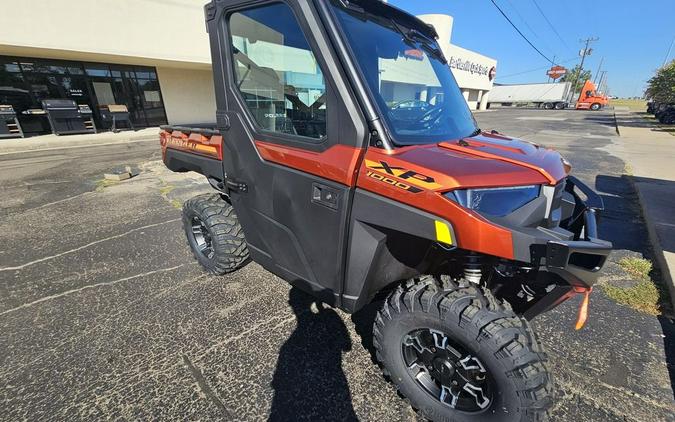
[590,103,601,111]
[374,276,552,421]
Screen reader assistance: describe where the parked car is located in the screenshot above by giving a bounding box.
[655,103,674,121]
[658,104,675,124]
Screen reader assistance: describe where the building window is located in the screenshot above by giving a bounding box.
[229,3,327,140]
[0,55,168,135]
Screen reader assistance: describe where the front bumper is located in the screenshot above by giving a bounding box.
[508,176,612,319]
[508,176,612,287]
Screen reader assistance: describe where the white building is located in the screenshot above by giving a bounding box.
[418,15,497,110]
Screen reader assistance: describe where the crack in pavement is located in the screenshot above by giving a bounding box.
[0,268,204,379]
[0,265,184,317]
[0,219,180,272]
[182,354,233,419]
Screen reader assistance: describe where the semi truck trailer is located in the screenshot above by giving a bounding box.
[489,82,573,109]
[489,80,608,110]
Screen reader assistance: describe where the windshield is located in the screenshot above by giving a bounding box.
[331,3,478,145]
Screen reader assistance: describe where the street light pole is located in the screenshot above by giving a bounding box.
[663,35,675,67]
[593,56,604,84]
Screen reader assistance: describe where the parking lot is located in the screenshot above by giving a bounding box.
[1,108,674,421]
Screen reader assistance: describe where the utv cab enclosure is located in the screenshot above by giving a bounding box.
[160,0,612,420]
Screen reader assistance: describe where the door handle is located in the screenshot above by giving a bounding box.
[311,183,339,210]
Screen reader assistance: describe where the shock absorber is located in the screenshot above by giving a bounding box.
[464,253,482,284]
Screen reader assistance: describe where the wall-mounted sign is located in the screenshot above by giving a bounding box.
[489,66,496,81]
[546,66,567,80]
[448,56,491,78]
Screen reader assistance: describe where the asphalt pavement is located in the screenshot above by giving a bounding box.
[1,108,673,421]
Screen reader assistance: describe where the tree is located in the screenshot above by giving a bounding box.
[560,64,592,94]
[645,60,675,103]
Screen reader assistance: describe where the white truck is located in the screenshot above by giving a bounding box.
[488,82,573,110]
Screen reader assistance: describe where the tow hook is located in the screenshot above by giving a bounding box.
[574,286,593,330]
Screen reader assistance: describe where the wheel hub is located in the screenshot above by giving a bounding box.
[402,328,492,412]
[191,216,215,259]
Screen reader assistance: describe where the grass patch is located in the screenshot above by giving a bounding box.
[171,199,182,209]
[95,179,120,192]
[618,256,652,279]
[159,184,175,196]
[603,257,671,315]
[610,98,646,111]
[604,281,661,315]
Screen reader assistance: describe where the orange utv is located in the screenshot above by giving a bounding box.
[159,0,612,420]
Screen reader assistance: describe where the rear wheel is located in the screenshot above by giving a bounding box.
[543,102,554,109]
[374,276,552,421]
[590,103,601,111]
[182,193,250,275]
[554,102,565,110]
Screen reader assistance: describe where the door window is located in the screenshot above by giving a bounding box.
[229,3,327,140]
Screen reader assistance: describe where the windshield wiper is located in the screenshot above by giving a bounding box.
[390,20,447,64]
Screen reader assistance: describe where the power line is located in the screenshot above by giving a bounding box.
[489,0,555,64]
[497,57,578,79]
[503,0,554,55]
[529,0,572,53]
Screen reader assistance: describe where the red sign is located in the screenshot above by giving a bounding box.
[546,66,567,79]
[403,49,424,61]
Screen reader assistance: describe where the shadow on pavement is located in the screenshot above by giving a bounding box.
[594,174,650,254]
[269,288,357,422]
[659,315,675,399]
[595,173,675,397]
[615,111,675,134]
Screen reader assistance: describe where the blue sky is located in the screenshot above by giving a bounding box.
[389,0,675,97]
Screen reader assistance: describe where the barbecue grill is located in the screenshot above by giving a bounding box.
[0,105,23,139]
[41,99,97,135]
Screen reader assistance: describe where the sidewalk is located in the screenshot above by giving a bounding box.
[612,110,675,309]
[0,127,159,155]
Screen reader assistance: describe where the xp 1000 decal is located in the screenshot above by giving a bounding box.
[365,159,441,193]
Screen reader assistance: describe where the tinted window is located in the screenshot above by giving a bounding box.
[229,3,327,140]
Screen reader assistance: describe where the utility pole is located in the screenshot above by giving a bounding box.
[593,56,604,84]
[570,37,599,102]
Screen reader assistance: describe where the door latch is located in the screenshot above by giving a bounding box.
[312,183,339,210]
[226,179,248,193]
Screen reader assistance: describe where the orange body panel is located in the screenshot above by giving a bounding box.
[249,131,568,260]
[160,129,223,160]
[357,146,516,259]
[254,141,364,186]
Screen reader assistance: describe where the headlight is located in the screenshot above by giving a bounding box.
[444,185,541,217]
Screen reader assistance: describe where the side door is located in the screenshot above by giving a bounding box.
[208,0,368,304]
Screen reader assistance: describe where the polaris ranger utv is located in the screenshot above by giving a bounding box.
[160,0,611,419]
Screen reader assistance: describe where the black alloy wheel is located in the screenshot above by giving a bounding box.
[401,328,493,412]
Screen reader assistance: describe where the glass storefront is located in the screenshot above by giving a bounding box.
[0,55,168,135]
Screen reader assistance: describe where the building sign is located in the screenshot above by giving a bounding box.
[489,66,496,81]
[546,66,567,80]
[448,56,491,78]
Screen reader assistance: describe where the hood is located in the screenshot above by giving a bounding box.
[372,132,568,191]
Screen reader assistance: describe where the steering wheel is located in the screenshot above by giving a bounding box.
[417,104,444,129]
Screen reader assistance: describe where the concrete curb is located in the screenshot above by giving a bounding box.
[630,179,675,312]
[614,111,675,311]
[0,128,159,155]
